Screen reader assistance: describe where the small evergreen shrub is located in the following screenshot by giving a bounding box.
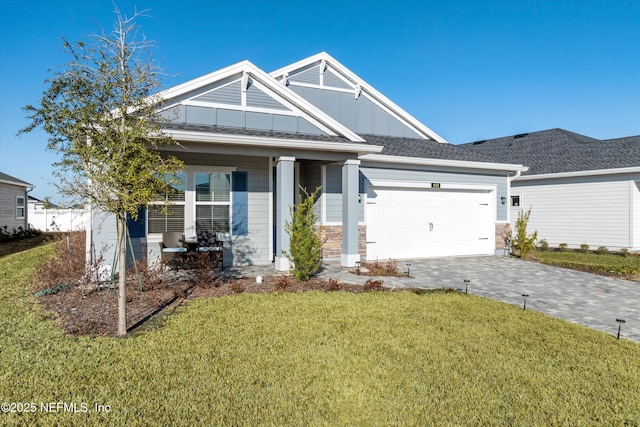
[619,248,630,258]
[580,243,590,253]
[538,239,549,251]
[0,225,42,243]
[558,243,568,251]
[284,187,323,281]
[512,208,538,259]
[596,246,609,254]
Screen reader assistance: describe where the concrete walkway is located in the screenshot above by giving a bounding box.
[230,256,640,343]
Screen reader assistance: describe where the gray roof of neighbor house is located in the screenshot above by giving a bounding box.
[458,128,640,175]
[360,134,510,163]
[0,172,32,187]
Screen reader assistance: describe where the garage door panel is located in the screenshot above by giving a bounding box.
[366,187,493,260]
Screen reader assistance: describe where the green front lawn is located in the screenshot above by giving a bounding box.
[533,250,640,278]
[1,246,639,426]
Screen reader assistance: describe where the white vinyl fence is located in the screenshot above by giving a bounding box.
[28,208,89,232]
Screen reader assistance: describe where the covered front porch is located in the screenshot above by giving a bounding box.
[142,133,380,272]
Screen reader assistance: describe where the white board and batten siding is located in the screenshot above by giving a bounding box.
[511,174,640,251]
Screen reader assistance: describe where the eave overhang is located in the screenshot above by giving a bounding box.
[359,153,528,173]
[162,128,384,155]
[515,166,640,181]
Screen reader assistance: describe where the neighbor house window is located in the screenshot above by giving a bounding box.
[148,173,185,233]
[195,172,231,234]
[511,195,521,207]
[16,196,25,219]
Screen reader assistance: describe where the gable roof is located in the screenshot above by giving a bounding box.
[459,128,640,176]
[156,59,366,143]
[0,172,32,188]
[270,52,447,143]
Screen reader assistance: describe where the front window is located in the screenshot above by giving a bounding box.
[16,196,25,219]
[195,172,231,234]
[148,173,185,233]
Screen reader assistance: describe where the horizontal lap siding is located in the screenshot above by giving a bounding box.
[323,165,366,224]
[512,176,633,250]
[162,153,271,265]
[0,184,27,230]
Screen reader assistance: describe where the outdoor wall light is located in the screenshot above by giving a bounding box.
[501,196,507,205]
[522,294,529,310]
[616,318,626,340]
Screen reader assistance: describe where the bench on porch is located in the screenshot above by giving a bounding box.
[160,231,223,270]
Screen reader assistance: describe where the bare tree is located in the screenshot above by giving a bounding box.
[20,7,183,336]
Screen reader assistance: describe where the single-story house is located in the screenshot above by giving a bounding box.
[0,172,32,232]
[87,52,526,272]
[460,129,640,251]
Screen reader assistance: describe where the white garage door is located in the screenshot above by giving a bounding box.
[366,187,494,260]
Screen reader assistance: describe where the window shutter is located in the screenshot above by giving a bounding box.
[232,171,248,236]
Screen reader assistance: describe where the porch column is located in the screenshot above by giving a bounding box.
[341,159,361,267]
[275,156,295,271]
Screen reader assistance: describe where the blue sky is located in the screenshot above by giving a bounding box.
[1,0,638,202]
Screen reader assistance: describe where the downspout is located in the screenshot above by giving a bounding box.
[26,186,33,229]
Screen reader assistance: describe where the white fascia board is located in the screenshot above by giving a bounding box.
[360,153,528,173]
[157,59,365,143]
[162,128,383,154]
[157,60,253,101]
[0,178,32,187]
[515,166,640,181]
[271,52,448,143]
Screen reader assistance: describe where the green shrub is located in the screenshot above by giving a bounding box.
[619,248,630,258]
[580,243,590,253]
[512,208,538,259]
[284,186,323,281]
[596,246,609,254]
[558,243,568,251]
[538,239,549,251]
[0,225,42,243]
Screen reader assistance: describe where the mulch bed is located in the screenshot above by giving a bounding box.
[36,271,380,337]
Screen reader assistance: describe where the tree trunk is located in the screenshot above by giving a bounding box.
[117,214,127,337]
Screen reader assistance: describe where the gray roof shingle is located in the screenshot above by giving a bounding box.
[359,134,511,164]
[459,128,640,175]
[0,172,32,187]
[160,122,354,143]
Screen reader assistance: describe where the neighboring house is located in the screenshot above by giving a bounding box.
[0,172,32,231]
[460,129,640,251]
[87,52,525,272]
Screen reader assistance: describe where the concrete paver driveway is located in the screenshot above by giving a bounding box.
[319,256,640,343]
